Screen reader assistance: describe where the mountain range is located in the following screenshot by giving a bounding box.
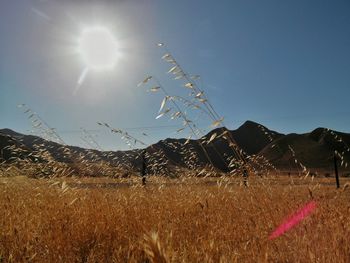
[1,121,349,175]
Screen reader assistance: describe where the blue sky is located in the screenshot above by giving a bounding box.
[0,0,349,150]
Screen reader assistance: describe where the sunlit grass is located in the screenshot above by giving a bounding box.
[1,175,350,262]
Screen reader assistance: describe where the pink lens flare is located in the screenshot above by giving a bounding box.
[269,200,317,240]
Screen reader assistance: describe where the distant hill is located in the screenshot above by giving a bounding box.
[0,128,140,176]
[228,120,283,155]
[1,121,349,176]
[260,127,350,170]
[150,121,283,171]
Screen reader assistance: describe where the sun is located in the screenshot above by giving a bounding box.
[78,26,119,71]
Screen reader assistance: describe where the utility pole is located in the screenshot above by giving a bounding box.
[334,153,340,189]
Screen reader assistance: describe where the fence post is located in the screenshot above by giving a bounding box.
[334,153,340,189]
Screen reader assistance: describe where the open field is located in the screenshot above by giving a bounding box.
[1,175,350,263]
[1,1,349,262]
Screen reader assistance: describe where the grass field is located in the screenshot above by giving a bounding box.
[1,174,350,262]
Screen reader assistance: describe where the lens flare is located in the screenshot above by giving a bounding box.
[269,201,317,240]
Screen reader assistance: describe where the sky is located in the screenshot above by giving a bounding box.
[0,0,349,150]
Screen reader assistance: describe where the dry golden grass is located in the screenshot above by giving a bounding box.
[1,175,350,262]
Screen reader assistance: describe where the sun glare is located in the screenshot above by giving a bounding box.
[78,27,119,71]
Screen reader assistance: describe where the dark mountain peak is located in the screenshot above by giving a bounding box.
[239,120,261,129]
[203,127,228,139]
[237,120,283,136]
[232,122,281,155]
[309,127,328,142]
[0,128,23,137]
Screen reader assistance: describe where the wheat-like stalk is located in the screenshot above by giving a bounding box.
[143,232,169,263]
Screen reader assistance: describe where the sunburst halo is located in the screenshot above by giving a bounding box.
[77,26,120,71]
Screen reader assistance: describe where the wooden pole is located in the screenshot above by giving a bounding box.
[334,153,340,189]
